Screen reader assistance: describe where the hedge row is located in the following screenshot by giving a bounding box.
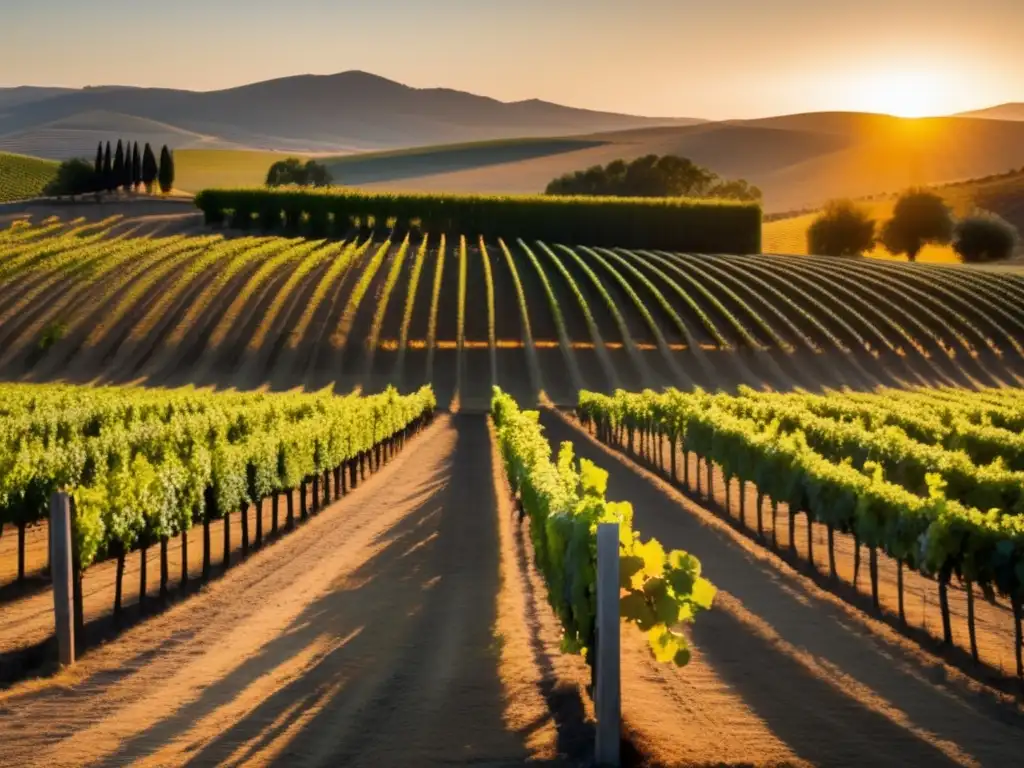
[193,187,762,254]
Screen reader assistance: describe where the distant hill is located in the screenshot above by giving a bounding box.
[9,71,1020,212]
[322,112,1024,212]
[0,152,58,202]
[956,103,1024,121]
[0,110,242,160]
[0,71,700,158]
[763,168,1024,260]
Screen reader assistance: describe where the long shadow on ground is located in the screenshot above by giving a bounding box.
[539,411,1024,768]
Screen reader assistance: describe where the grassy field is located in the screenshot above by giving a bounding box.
[0,152,58,202]
[763,169,1024,261]
[174,149,297,193]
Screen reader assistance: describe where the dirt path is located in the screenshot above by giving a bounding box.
[540,410,1024,768]
[0,415,542,768]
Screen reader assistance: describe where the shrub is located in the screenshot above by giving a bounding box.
[806,199,876,257]
[953,211,1020,263]
[44,158,100,198]
[194,187,763,253]
[879,189,954,261]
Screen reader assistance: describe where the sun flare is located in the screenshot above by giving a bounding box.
[854,70,949,118]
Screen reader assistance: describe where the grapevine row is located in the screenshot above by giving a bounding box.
[491,387,715,672]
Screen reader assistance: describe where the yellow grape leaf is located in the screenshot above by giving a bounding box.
[637,538,666,578]
[691,577,717,611]
[579,458,608,498]
[647,624,685,664]
[669,549,700,578]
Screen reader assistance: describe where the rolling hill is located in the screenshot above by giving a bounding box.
[0,71,699,157]
[957,103,1024,121]
[0,110,241,160]
[6,71,1023,213]
[317,113,1024,212]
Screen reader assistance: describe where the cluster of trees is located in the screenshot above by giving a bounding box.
[807,189,1020,263]
[265,158,333,188]
[545,154,762,201]
[45,141,175,198]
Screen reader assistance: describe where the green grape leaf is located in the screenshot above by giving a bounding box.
[621,592,657,631]
[620,554,644,590]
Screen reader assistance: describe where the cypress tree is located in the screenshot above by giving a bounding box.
[142,143,158,193]
[94,143,104,193]
[103,142,114,193]
[113,140,125,193]
[158,145,175,194]
[132,142,142,190]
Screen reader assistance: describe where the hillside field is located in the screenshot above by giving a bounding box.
[2,214,1024,407]
[0,152,57,202]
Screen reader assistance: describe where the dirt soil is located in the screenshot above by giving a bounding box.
[4,412,1024,766]
[0,415,588,768]
[539,410,1024,768]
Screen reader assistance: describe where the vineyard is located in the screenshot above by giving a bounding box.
[3,208,1024,765]
[0,381,434,675]
[0,152,58,202]
[577,386,1024,679]
[3,216,1024,408]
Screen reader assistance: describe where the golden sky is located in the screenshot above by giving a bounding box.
[2,0,1021,119]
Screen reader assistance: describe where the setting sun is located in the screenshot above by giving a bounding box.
[851,69,954,118]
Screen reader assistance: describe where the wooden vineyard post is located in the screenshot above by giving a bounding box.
[595,522,621,767]
[50,492,75,667]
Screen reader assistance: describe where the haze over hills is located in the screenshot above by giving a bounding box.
[325,112,1024,212]
[3,70,1024,212]
[0,71,701,157]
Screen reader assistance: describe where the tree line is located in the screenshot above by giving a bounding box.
[45,141,176,198]
[808,189,1021,263]
[545,154,762,201]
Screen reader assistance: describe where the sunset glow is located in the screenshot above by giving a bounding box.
[856,71,951,118]
[4,1,1021,119]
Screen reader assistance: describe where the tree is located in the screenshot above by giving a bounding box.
[158,145,174,194]
[131,142,142,190]
[953,211,1020,263]
[113,140,125,193]
[141,143,158,193]
[879,189,954,261]
[544,154,758,200]
[265,158,333,187]
[94,143,103,178]
[807,200,876,257]
[707,178,762,202]
[44,159,101,199]
[103,142,114,193]
[303,160,333,187]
